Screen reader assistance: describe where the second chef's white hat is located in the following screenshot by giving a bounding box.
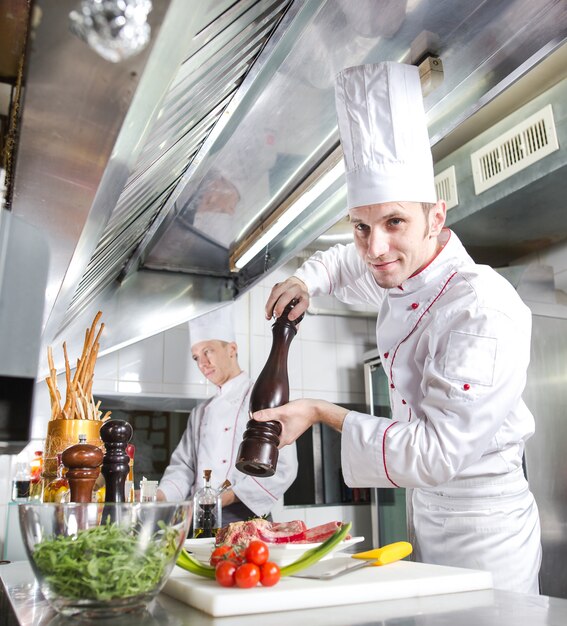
[189,303,236,347]
[335,61,437,209]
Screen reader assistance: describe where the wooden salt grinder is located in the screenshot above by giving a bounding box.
[100,419,133,503]
[61,434,104,503]
[235,300,303,477]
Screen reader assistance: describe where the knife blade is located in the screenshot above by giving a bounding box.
[291,541,413,580]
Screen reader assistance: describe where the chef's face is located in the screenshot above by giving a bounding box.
[191,340,241,387]
[350,201,446,289]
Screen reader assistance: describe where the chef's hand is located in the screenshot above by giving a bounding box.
[265,277,310,321]
[252,399,349,447]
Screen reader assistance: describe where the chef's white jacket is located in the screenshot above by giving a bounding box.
[295,229,542,593]
[158,372,298,517]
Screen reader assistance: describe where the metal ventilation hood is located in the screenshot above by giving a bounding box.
[7,0,567,376]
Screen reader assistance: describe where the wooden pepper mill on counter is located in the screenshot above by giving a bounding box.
[61,434,104,503]
[100,419,133,503]
[236,300,303,477]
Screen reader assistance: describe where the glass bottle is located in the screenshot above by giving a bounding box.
[29,450,44,500]
[43,454,70,503]
[236,300,303,477]
[11,462,31,501]
[192,469,221,538]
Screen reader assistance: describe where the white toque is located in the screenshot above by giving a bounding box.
[334,62,437,209]
[189,303,236,346]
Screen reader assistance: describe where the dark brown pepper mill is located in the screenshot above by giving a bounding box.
[100,419,133,503]
[62,434,104,503]
[236,300,304,477]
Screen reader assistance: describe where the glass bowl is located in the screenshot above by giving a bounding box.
[18,501,191,617]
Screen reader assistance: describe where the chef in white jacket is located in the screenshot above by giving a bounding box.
[254,62,542,593]
[157,304,298,523]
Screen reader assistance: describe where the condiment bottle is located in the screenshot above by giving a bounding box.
[29,450,43,501]
[192,469,221,538]
[100,419,133,503]
[235,300,303,477]
[62,434,104,503]
[11,462,31,501]
[43,453,70,502]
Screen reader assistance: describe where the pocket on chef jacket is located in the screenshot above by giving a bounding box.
[444,331,497,387]
[442,513,522,534]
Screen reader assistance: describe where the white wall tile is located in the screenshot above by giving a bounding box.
[163,326,190,384]
[93,350,119,381]
[301,340,338,392]
[300,312,336,342]
[335,342,366,394]
[233,293,250,336]
[118,334,164,383]
[335,314,375,346]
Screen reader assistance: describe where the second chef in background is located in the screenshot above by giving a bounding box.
[157,304,298,523]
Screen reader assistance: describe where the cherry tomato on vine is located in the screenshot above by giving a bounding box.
[260,561,281,587]
[215,560,237,587]
[234,562,261,588]
[210,545,242,566]
[244,540,269,566]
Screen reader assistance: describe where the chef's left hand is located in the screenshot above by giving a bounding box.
[252,399,349,447]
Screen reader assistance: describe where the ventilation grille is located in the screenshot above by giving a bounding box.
[470,104,559,195]
[435,165,458,210]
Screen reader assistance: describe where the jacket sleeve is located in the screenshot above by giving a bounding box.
[295,242,384,308]
[341,291,533,488]
[157,406,200,500]
[231,443,299,517]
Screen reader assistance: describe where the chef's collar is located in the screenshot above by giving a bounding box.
[217,370,247,396]
[394,229,458,294]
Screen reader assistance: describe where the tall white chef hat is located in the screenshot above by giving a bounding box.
[189,304,236,347]
[335,61,437,209]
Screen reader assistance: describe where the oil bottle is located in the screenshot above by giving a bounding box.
[192,469,221,538]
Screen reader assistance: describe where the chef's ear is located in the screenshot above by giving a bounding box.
[428,200,447,237]
[228,341,239,358]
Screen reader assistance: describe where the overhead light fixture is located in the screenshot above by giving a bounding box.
[231,152,345,270]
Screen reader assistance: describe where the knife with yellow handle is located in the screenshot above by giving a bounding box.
[351,541,413,566]
[291,541,413,579]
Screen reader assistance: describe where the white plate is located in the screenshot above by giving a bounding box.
[184,536,365,567]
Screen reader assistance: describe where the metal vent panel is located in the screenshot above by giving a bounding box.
[435,165,459,210]
[471,104,559,194]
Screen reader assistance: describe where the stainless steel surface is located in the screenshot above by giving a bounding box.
[8,0,567,376]
[3,560,567,625]
[523,312,567,599]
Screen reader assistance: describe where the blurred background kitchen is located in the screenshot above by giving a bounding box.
[1,0,567,601]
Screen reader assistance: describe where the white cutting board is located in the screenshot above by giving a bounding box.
[162,558,493,617]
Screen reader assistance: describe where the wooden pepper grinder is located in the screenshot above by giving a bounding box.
[236,300,303,477]
[100,419,133,503]
[61,434,104,503]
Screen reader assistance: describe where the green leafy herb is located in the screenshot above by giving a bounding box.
[32,517,179,601]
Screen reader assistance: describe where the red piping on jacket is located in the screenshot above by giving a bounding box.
[382,422,400,487]
[382,270,458,486]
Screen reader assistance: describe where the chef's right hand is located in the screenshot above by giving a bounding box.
[265,277,309,321]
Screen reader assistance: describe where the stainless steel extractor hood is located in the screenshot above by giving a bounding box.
[6,0,567,376]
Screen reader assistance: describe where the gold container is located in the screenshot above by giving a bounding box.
[43,419,103,480]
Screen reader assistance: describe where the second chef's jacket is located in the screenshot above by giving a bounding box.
[158,371,298,517]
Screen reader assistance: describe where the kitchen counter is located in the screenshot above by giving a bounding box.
[2,560,566,626]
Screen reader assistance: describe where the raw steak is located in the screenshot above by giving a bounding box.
[215,519,350,547]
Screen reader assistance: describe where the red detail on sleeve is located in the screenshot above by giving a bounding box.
[463,383,470,390]
[382,422,400,487]
[411,302,419,310]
